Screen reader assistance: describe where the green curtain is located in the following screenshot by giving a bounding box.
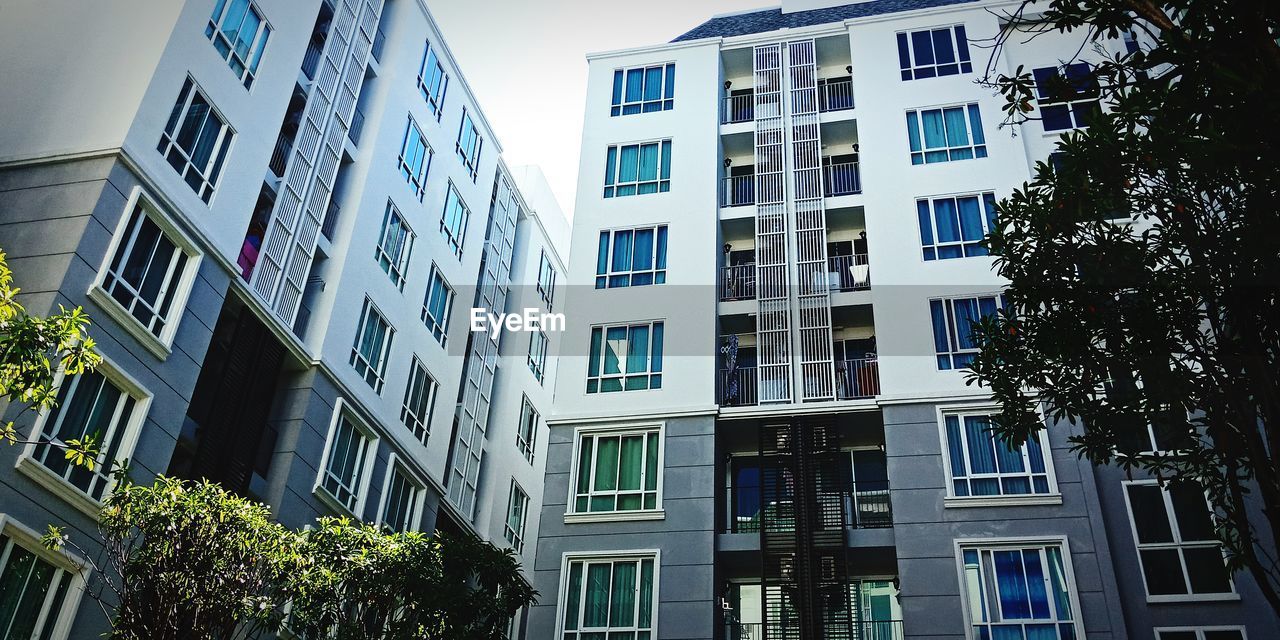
[565,563,584,630]
[584,564,612,627]
[592,437,620,511]
[609,561,637,627]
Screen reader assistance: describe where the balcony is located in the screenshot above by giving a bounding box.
[301,42,323,81]
[724,481,892,533]
[824,162,861,196]
[349,107,366,145]
[718,365,758,407]
[827,254,870,291]
[818,76,855,112]
[722,92,755,124]
[370,28,386,63]
[718,357,878,406]
[320,199,340,240]
[268,134,292,180]
[721,174,756,207]
[726,620,902,640]
[720,264,756,301]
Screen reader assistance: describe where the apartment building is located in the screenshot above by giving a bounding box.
[530,1,1279,640]
[0,1,564,638]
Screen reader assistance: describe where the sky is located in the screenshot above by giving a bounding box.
[424,0,775,220]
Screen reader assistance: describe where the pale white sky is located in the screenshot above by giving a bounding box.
[424,0,775,220]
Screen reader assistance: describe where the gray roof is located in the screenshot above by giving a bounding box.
[671,0,982,42]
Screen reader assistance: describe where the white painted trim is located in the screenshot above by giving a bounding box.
[313,398,380,519]
[374,452,428,532]
[935,403,1060,501]
[952,536,1085,640]
[0,514,91,640]
[86,185,204,361]
[944,494,1062,508]
[1154,627,1248,640]
[565,421,666,520]
[564,510,666,525]
[546,406,717,426]
[1119,479,1239,602]
[553,549,662,639]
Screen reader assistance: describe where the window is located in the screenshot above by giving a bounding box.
[319,403,377,514]
[400,357,437,445]
[516,396,538,462]
[399,118,431,201]
[504,480,529,552]
[1124,481,1233,599]
[28,367,146,503]
[456,109,483,181]
[97,195,198,343]
[960,542,1081,640]
[206,0,271,88]
[897,25,971,80]
[375,202,414,290]
[421,267,454,346]
[595,226,668,288]
[587,321,664,393]
[157,78,232,203]
[1156,629,1246,640]
[1104,369,1196,456]
[572,427,662,513]
[906,103,986,165]
[379,457,425,532]
[417,42,449,117]
[351,299,393,393]
[528,331,549,383]
[930,294,1002,370]
[603,140,672,198]
[611,64,675,115]
[1033,64,1101,132]
[917,193,998,260]
[943,411,1054,498]
[0,528,78,640]
[440,184,470,257]
[537,250,557,309]
[560,555,656,639]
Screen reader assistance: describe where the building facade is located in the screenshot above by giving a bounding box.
[0,1,565,638]
[530,1,1279,640]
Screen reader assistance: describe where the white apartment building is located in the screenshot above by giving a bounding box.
[530,1,1278,640]
[0,1,564,638]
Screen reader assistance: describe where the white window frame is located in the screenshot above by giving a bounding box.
[916,191,998,262]
[456,109,483,181]
[17,355,153,519]
[417,41,448,118]
[440,182,470,257]
[205,0,272,89]
[595,225,669,289]
[1154,627,1248,640]
[566,422,665,523]
[586,320,664,394]
[376,453,427,533]
[0,514,90,640]
[1031,62,1102,133]
[528,330,549,383]
[314,398,379,517]
[537,249,556,309]
[930,293,1003,371]
[157,77,234,203]
[516,395,538,463]
[555,550,661,640]
[937,405,1060,508]
[896,24,972,81]
[1121,479,1238,602]
[905,102,986,166]
[398,117,432,202]
[504,479,529,553]
[603,139,672,198]
[400,356,438,445]
[610,63,676,116]
[953,537,1085,640]
[375,200,415,290]
[350,298,394,394]
[88,187,203,360]
[421,265,454,347]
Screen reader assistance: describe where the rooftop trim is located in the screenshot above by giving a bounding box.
[671,0,983,42]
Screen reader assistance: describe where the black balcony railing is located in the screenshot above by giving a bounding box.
[721,175,756,207]
[818,76,855,112]
[726,482,893,533]
[824,162,862,196]
[827,254,870,291]
[726,619,903,639]
[836,357,880,399]
[370,28,386,63]
[268,135,292,179]
[718,365,758,407]
[349,108,366,145]
[722,93,755,124]
[301,42,323,81]
[320,199,340,240]
[720,264,756,301]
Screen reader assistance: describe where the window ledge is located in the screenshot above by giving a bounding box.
[1146,593,1240,604]
[16,456,104,520]
[944,494,1063,509]
[312,484,360,520]
[564,510,665,525]
[86,287,173,361]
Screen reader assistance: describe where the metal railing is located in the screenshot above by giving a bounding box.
[726,620,903,640]
[718,365,758,407]
[847,484,893,528]
[320,199,340,240]
[720,264,756,301]
[721,175,756,207]
[722,93,755,124]
[824,162,862,196]
[268,135,292,179]
[836,357,880,399]
[370,28,387,63]
[818,77,855,112]
[301,42,323,81]
[349,108,366,145]
[827,254,870,291]
[726,482,892,533]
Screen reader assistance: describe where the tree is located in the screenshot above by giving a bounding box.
[0,248,103,467]
[966,0,1280,615]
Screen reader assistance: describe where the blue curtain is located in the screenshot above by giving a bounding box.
[1027,432,1046,473]
[625,69,644,103]
[994,550,1031,619]
[618,145,639,182]
[930,300,951,368]
[958,196,985,241]
[604,147,618,187]
[596,232,610,277]
[655,227,668,271]
[1023,549,1051,619]
[663,64,676,99]
[611,70,624,107]
[944,107,972,160]
[604,327,627,376]
[638,143,659,182]
[644,67,663,102]
[906,112,923,162]
[965,415,999,476]
[651,323,664,373]
[588,328,603,377]
[612,230,632,274]
[983,193,998,230]
[934,197,961,243]
[945,416,969,495]
[917,200,936,259]
[968,105,987,145]
[1047,547,1072,620]
[660,141,672,180]
[922,110,948,162]
[954,298,980,349]
[632,229,654,285]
